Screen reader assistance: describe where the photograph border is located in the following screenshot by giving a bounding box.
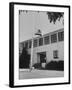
[9,2,70,88]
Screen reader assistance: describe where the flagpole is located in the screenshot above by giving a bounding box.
[29,11,42,71]
[30,35,34,71]
[29,11,38,71]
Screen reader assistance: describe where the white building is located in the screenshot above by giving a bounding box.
[19,28,64,66]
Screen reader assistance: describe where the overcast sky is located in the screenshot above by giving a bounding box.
[19,10,64,42]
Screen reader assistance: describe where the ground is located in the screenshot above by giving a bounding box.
[19,69,64,79]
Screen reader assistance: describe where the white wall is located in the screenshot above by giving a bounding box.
[27,29,64,65]
[28,41,64,65]
[0,0,72,90]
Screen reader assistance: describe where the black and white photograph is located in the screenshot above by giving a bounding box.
[9,2,70,87]
[19,10,64,79]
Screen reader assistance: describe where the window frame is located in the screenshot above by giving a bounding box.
[53,50,58,59]
[51,33,57,43]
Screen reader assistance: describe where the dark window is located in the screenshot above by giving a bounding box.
[33,39,38,47]
[51,33,57,43]
[58,31,64,41]
[39,38,43,46]
[29,40,32,48]
[53,50,58,59]
[44,36,49,45]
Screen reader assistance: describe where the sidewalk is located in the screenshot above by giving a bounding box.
[19,69,64,79]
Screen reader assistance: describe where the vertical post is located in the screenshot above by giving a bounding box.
[30,37,33,71]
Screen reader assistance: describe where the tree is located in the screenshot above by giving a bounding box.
[19,47,30,68]
[47,12,64,24]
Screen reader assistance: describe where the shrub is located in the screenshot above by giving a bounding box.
[45,61,58,70]
[19,47,30,69]
[45,60,64,71]
[33,63,41,69]
[57,61,64,71]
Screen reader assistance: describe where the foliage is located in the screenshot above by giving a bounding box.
[19,47,30,68]
[47,12,64,24]
[33,63,42,69]
[45,60,64,71]
[33,61,64,71]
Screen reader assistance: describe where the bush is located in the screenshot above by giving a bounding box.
[33,61,64,71]
[45,60,64,71]
[57,61,64,71]
[19,47,30,69]
[33,63,41,69]
[45,61,58,70]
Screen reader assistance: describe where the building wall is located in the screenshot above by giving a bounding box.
[19,28,64,66]
[28,41,64,65]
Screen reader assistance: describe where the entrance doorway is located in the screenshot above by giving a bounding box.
[37,52,46,63]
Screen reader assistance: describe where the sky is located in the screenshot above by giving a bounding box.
[19,10,64,42]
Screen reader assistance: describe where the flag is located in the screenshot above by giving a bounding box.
[35,29,42,36]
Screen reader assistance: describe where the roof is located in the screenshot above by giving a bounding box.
[20,28,64,44]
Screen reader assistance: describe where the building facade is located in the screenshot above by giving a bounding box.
[19,28,64,66]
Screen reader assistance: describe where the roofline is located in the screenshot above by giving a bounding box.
[20,28,64,44]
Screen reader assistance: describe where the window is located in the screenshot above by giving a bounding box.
[29,40,32,48]
[53,50,58,59]
[51,33,57,43]
[44,36,49,45]
[39,38,43,46]
[58,31,64,41]
[33,39,38,47]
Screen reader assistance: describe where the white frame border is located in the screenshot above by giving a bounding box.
[14,4,69,86]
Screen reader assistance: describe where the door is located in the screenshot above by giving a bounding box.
[37,52,46,63]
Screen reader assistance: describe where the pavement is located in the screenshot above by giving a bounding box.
[19,69,64,79]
